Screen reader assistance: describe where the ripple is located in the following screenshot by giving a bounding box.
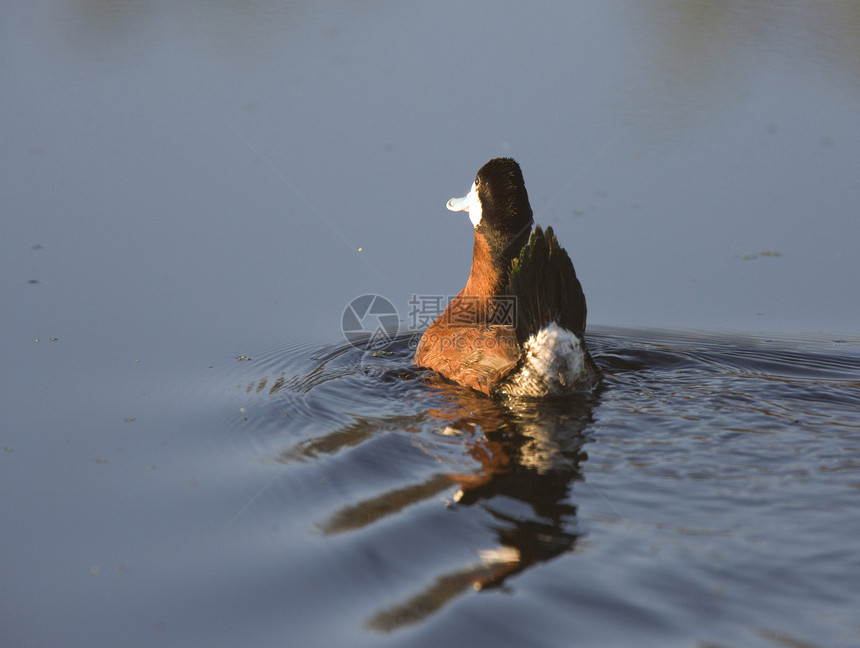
[205,326,860,640]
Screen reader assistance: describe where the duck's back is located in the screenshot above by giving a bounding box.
[413,320,520,396]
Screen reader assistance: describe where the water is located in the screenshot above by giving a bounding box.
[3,1,860,646]
[220,329,860,647]
[13,329,860,647]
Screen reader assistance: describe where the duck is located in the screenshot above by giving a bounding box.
[413,157,601,398]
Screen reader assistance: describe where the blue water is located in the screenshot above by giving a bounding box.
[4,323,860,646]
[231,329,860,647]
[21,328,850,648]
[4,1,860,646]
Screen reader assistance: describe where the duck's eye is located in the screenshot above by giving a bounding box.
[474,177,480,188]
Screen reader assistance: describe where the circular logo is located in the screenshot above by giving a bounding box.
[342,294,399,350]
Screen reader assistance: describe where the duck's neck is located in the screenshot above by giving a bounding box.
[462,233,504,298]
[438,232,520,328]
[461,226,532,297]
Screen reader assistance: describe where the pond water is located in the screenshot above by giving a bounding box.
[2,1,860,647]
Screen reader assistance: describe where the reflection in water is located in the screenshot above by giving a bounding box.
[619,1,860,132]
[230,327,860,643]
[317,472,454,536]
[658,1,860,85]
[61,0,860,99]
[253,340,600,631]
[66,0,358,65]
[338,386,595,631]
[360,384,596,632]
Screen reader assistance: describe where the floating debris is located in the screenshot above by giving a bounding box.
[738,251,782,260]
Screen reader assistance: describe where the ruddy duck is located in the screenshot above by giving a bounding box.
[414,158,600,397]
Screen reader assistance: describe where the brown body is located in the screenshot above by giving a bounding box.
[414,228,522,395]
[414,158,598,397]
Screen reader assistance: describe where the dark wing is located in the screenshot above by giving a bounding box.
[507,225,587,344]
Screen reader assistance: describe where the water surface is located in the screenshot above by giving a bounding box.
[3,2,860,647]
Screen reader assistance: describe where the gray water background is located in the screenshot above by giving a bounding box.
[3,2,860,647]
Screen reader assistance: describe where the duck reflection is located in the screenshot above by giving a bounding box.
[306,377,598,632]
[244,334,599,630]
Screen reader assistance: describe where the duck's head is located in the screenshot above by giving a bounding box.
[447,158,534,258]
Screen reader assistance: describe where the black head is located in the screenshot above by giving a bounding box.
[446,157,535,262]
[474,158,534,238]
